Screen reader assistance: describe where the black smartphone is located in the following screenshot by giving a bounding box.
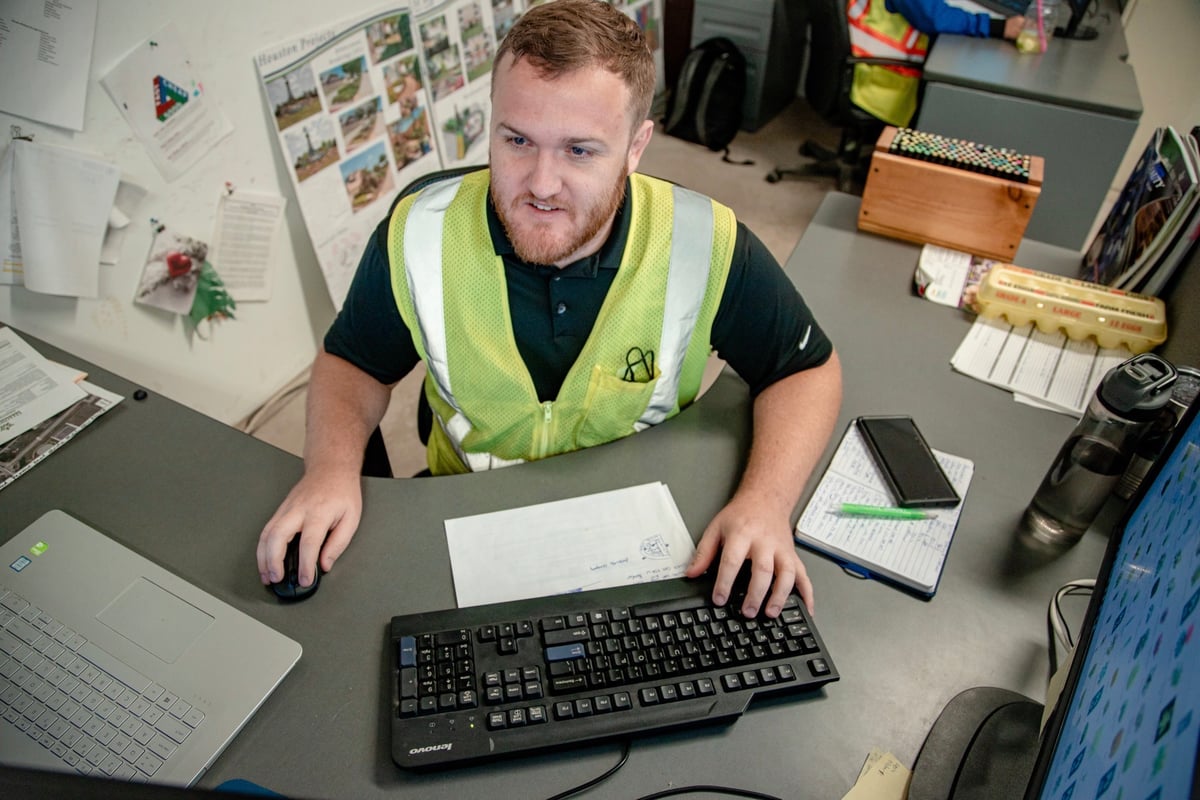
[855,416,960,508]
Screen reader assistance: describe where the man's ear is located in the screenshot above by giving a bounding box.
[626,119,654,175]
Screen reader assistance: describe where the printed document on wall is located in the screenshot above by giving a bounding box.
[0,0,98,131]
[5,140,120,298]
[100,23,233,181]
[254,2,493,308]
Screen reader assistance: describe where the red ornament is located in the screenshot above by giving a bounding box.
[165,251,192,278]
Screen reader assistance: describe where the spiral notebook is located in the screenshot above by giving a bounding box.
[795,423,974,598]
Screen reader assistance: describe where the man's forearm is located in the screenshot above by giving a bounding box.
[734,351,843,517]
[303,349,396,476]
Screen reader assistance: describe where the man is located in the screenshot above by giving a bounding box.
[257,0,842,619]
[849,0,1024,127]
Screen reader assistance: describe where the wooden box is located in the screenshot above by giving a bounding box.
[857,126,1044,261]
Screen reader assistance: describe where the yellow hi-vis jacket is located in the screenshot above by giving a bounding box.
[847,0,930,127]
[387,169,737,476]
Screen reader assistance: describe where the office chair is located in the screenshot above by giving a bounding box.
[361,165,487,478]
[766,0,909,193]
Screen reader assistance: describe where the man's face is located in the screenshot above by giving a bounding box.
[489,53,653,267]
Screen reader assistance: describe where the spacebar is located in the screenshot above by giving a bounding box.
[78,642,152,693]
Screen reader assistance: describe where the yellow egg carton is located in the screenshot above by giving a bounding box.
[974,264,1167,353]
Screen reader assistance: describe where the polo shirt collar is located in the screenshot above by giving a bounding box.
[486,177,634,277]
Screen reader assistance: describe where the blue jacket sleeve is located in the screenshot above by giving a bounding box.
[884,0,993,36]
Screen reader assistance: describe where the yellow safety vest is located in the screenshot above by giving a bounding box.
[387,170,737,475]
[847,0,930,127]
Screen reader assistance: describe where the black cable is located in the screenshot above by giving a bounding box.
[543,740,632,800]
[636,785,783,800]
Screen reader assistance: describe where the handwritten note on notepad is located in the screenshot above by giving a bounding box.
[795,423,974,597]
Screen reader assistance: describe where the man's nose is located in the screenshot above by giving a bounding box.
[528,151,563,199]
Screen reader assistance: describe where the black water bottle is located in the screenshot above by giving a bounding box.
[1019,353,1177,547]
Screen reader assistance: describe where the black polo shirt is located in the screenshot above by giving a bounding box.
[324,177,832,401]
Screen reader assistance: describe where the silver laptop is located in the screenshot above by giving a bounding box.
[0,510,301,786]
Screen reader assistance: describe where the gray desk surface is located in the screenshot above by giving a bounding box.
[1,193,1114,798]
[922,0,1140,119]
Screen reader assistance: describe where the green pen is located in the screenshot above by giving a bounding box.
[836,503,937,520]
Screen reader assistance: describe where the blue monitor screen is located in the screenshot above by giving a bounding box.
[1035,401,1200,799]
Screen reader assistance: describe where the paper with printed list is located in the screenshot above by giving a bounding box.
[795,423,974,597]
[445,482,696,608]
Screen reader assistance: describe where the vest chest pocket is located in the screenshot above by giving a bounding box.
[575,365,662,449]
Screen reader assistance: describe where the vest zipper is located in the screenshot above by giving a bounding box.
[535,401,554,459]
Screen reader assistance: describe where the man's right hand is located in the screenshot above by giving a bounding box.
[257,468,364,590]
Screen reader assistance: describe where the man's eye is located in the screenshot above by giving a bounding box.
[510,136,527,147]
[569,146,590,158]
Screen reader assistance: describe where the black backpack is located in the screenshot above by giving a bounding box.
[662,38,750,162]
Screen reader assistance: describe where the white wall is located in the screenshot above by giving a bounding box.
[1116,0,1200,190]
[0,0,378,424]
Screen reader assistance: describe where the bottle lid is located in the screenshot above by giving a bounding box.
[1098,353,1178,419]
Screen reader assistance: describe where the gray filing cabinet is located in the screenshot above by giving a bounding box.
[690,0,805,131]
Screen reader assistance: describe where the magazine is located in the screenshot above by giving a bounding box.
[1081,126,1199,290]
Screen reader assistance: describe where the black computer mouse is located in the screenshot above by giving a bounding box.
[270,535,320,602]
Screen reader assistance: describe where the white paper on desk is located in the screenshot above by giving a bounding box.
[100,23,233,182]
[795,425,974,595]
[914,244,998,309]
[209,190,286,302]
[0,0,98,131]
[0,378,121,492]
[950,315,1129,416]
[9,139,120,298]
[445,482,696,608]
[0,328,87,446]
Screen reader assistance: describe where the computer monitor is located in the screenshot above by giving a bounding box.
[1023,395,1200,799]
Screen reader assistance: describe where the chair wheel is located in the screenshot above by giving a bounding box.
[766,172,781,183]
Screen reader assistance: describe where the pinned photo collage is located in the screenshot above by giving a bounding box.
[256,1,663,309]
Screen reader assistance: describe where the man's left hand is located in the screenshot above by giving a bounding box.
[685,496,814,618]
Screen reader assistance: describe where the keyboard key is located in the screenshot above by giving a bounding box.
[146,733,177,760]
[135,752,164,776]
[156,716,192,745]
[545,644,585,662]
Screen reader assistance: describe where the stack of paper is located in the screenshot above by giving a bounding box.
[950,315,1130,416]
[0,328,123,491]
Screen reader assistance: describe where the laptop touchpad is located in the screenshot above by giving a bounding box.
[97,578,214,663]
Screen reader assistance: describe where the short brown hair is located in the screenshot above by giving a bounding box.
[496,0,655,126]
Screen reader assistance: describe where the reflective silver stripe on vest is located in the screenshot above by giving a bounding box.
[403,175,466,418]
[636,185,715,431]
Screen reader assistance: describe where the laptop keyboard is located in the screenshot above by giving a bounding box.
[0,585,203,781]
[390,581,838,768]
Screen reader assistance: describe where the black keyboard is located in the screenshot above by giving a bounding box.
[389,578,838,769]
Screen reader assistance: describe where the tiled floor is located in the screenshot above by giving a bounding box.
[246,98,842,476]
